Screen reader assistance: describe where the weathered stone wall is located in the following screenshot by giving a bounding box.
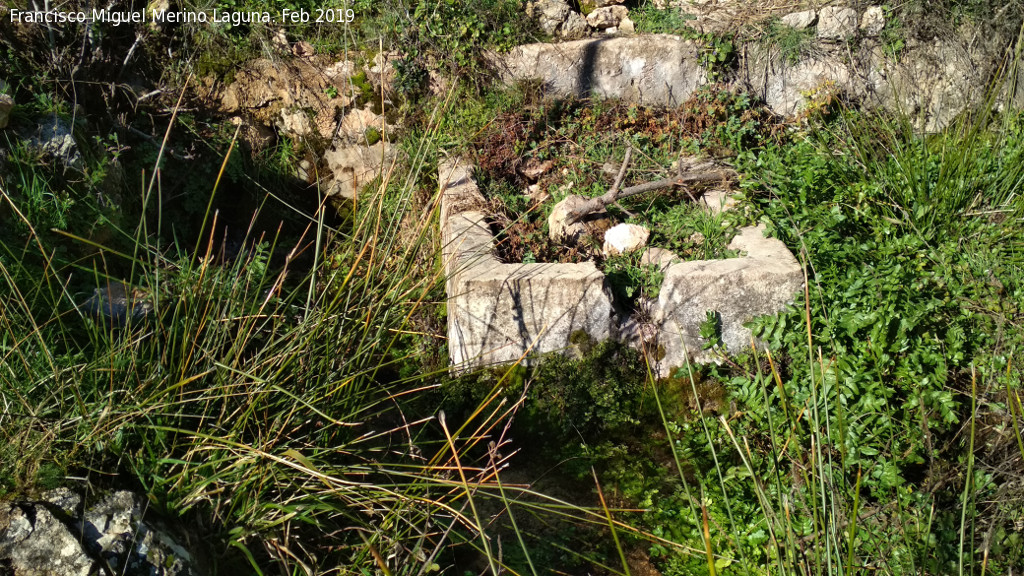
[501,3,1018,132]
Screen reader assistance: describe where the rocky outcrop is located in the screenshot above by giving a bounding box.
[200,57,355,141]
[501,2,1011,132]
[0,489,203,576]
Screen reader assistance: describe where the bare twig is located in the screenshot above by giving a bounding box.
[609,146,633,196]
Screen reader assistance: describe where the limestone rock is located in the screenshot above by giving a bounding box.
[31,114,82,169]
[336,107,386,144]
[763,55,851,116]
[738,24,996,130]
[780,9,816,30]
[0,94,13,129]
[297,159,313,182]
[641,247,678,270]
[367,51,399,96]
[527,0,571,36]
[278,108,314,138]
[203,58,351,139]
[650,225,804,372]
[618,16,635,34]
[603,223,650,256]
[547,195,610,245]
[587,5,628,29]
[0,490,202,576]
[494,35,708,107]
[559,11,591,39]
[81,280,154,326]
[324,141,399,200]
[817,6,858,41]
[860,6,885,36]
[229,116,275,151]
[700,188,739,213]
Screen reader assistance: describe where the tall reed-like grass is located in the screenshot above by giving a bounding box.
[0,86,540,573]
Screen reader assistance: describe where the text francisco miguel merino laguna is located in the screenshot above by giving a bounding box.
[9,7,281,25]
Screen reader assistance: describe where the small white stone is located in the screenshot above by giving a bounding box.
[860,6,885,36]
[780,10,816,30]
[603,223,650,256]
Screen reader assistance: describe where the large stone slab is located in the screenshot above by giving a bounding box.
[441,159,614,371]
[650,224,804,373]
[492,35,708,106]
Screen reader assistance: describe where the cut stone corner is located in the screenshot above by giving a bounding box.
[439,158,805,378]
[648,223,805,376]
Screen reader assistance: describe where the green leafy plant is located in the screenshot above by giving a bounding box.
[762,18,817,64]
[603,252,665,308]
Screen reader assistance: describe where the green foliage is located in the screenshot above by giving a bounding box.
[5,143,75,230]
[631,2,697,34]
[363,0,532,100]
[632,3,736,81]
[879,5,907,57]
[642,199,740,260]
[444,342,648,448]
[603,252,664,307]
[698,310,722,350]
[762,18,817,64]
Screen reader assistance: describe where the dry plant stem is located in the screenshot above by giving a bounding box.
[563,154,736,224]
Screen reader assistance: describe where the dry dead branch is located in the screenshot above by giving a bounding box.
[562,148,737,225]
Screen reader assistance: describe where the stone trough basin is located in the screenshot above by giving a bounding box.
[440,159,804,377]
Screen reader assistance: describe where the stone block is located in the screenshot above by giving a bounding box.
[492,35,708,107]
[441,160,614,372]
[441,160,801,377]
[651,225,804,374]
[780,9,816,30]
